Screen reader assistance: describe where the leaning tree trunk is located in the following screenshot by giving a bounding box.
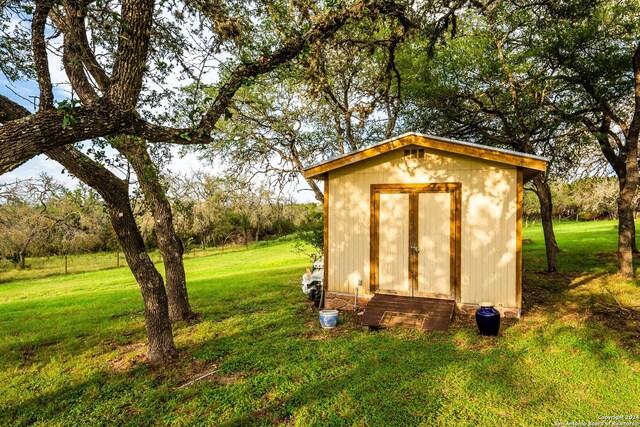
[47,146,178,363]
[532,175,559,273]
[108,196,178,362]
[117,138,195,322]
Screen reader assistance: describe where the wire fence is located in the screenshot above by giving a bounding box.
[0,244,258,283]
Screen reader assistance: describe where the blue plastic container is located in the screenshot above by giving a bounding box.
[319,309,339,329]
[475,302,500,336]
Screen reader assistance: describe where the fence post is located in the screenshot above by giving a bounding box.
[117,251,120,268]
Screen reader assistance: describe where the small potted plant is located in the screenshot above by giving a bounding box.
[319,309,339,329]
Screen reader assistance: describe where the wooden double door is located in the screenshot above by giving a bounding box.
[370,184,461,299]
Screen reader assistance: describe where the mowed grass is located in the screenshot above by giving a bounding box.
[0,245,247,283]
[0,223,638,426]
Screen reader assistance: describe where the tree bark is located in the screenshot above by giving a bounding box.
[592,117,638,277]
[532,174,559,273]
[18,251,26,269]
[107,195,178,363]
[116,138,195,322]
[47,146,178,362]
[1,94,177,363]
[308,178,325,203]
[632,217,639,254]
[617,173,638,277]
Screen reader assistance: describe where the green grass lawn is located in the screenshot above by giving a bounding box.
[0,222,639,426]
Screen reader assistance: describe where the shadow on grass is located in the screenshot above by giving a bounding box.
[522,263,640,358]
[3,248,640,425]
[3,310,571,427]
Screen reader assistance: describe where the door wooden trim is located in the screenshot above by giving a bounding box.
[453,185,462,302]
[409,193,419,293]
[323,175,329,297]
[516,169,523,309]
[370,183,462,301]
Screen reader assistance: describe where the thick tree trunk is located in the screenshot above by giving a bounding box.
[620,46,640,274]
[116,139,195,322]
[632,216,639,254]
[617,174,637,277]
[47,146,178,363]
[532,175,559,273]
[18,251,26,269]
[108,199,178,362]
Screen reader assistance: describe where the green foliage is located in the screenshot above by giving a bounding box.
[523,177,624,221]
[165,173,306,249]
[56,99,80,129]
[398,2,593,179]
[0,4,35,81]
[296,203,323,253]
[0,228,639,425]
[0,177,116,266]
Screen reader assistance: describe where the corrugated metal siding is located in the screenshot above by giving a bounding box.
[327,146,517,308]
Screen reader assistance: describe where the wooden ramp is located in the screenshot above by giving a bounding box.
[360,294,455,331]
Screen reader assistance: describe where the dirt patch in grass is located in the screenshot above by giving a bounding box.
[173,358,246,389]
[214,371,244,385]
[596,252,617,261]
[107,342,147,372]
[523,270,574,306]
[520,270,610,312]
[595,251,640,260]
[300,302,368,339]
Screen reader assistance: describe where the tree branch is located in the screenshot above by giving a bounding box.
[107,0,155,108]
[627,42,640,145]
[195,0,408,139]
[32,1,54,109]
[52,2,110,96]
[580,78,629,136]
[0,95,32,122]
[0,101,137,173]
[0,0,409,173]
[61,19,101,103]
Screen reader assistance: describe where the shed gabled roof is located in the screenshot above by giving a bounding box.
[303,132,548,182]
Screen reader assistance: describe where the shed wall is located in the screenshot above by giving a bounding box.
[327,146,518,308]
